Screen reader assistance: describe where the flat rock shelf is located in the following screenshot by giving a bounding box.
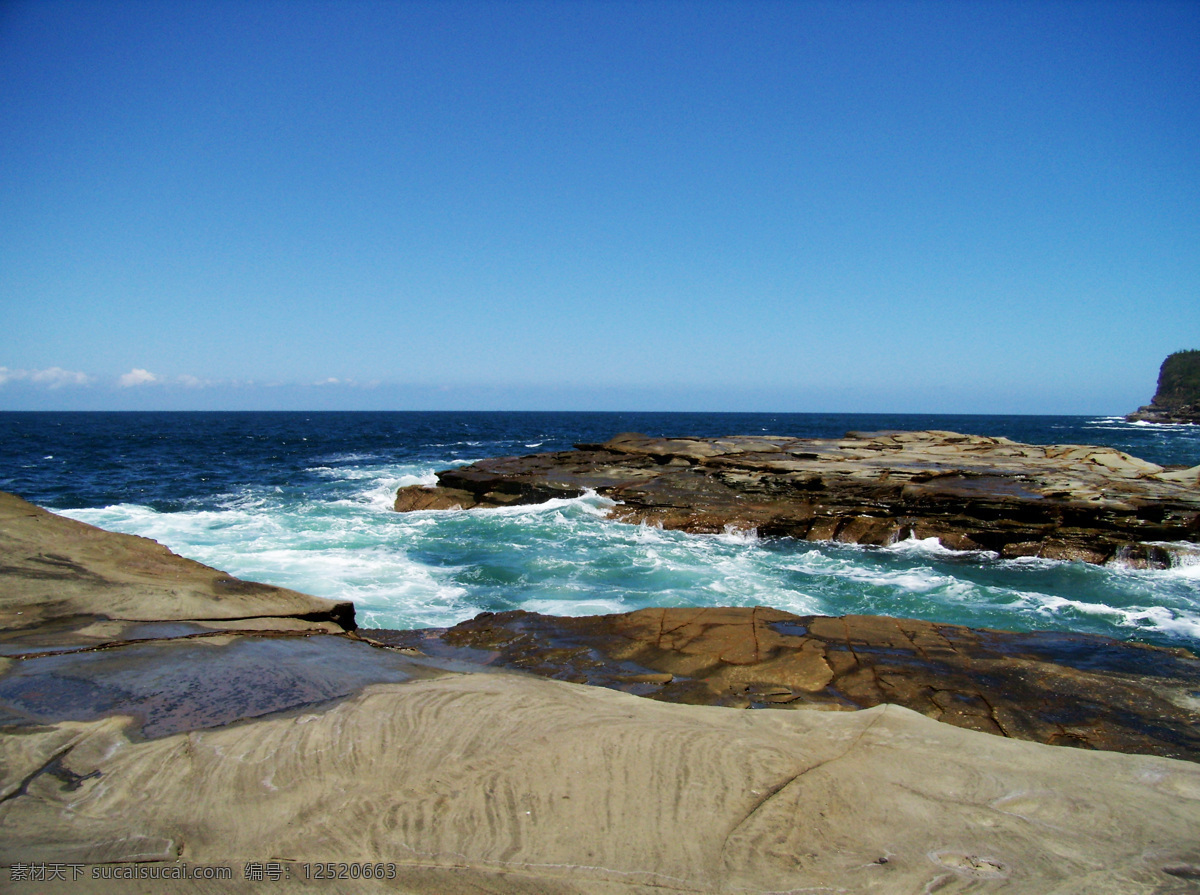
[366,606,1200,762]
[396,430,1200,566]
[4,490,1200,892]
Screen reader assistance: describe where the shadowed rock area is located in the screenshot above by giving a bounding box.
[4,491,1200,893]
[395,430,1200,566]
[366,606,1200,762]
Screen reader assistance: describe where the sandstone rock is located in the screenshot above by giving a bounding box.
[366,606,1200,762]
[4,675,1200,893]
[0,492,354,654]
[394,431,1200,566]
[3,493,1200,892]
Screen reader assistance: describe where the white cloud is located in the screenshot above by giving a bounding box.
[118,368,160,387]
[313,377,362,386]
[175,374,207,388]
[31,367,92,388]
[0,366,92,388]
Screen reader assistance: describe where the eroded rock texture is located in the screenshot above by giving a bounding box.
[0,491,354,655]
[395,430,1200,565]
[366,606,1200,763]
[3,492,1200,892]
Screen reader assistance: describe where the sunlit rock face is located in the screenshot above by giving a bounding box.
[365,605,1200,762]
[396,430,1200,567]
[1128,350,1200,424]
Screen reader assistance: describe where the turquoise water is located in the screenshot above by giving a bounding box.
[1,411,1197,647]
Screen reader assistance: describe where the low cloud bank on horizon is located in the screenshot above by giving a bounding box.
[1,366,374,393]
[2,366,216,390]
[0,361,1152,416]
[0,366,93,389]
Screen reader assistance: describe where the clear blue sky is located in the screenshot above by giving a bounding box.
[2,0,1197,413]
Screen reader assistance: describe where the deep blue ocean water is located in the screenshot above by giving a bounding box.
[2,411,1198,648]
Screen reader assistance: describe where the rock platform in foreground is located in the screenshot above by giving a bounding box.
[367,606,1200,763]
[0,491,354,656]
[7,674,1200,894]
[3,491,1200,892]
[396,430,1200,565]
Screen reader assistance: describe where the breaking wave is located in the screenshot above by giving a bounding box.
[61,460,1200,648]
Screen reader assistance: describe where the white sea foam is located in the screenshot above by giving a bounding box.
[717,524,759,544]
[1124,419,1199,429]
[308,464,438,484]
[522,597,630,616]
[482,490,615,518]
[1015,592,1200,639]
[1126,562,1200,582]
[55,459,1199,644]
[1101,542,1200,581]
[1147,541,1200,572]
[312,452,384,464]
[843,566,964,594]
[882,535,997,560]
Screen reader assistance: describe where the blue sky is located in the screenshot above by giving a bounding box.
[1,0,1197,413]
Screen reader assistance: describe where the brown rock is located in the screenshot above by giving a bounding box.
[394,484,481,511]
[396,431,1200,566]
[367,606,1200,762]
[0,492,354,653]
[3,493,1200,893]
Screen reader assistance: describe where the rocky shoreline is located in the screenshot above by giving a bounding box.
[365,606,1200,762]
[1127,403,1200,425]
[3,490,1200,891]
[396,430,1200,567]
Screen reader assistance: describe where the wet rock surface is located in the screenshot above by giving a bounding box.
[366,606,1200,762]
[0,633,445,739]
[4,491,1200,892]
[395,430,1200,565]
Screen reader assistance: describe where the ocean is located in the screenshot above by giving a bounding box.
[2,411,1198,649]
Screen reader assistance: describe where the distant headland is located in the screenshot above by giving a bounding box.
[1127,350,1200,424]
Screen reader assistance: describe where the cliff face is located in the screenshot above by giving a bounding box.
[1128,350,1200,423]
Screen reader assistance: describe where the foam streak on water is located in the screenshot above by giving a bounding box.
[59,460,1199,647]
[2,411,1197,648]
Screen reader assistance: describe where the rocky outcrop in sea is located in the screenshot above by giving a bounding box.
[5,489,1200,891]
[396,429,1200,567]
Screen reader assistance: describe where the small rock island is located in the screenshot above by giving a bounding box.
[1128,350,1200,424]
